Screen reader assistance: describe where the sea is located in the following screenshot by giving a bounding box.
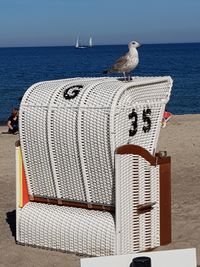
[0,43,200,125]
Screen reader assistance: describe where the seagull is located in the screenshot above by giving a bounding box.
[103,41,141,81]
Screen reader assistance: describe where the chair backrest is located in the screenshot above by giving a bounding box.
[19,77,172,205]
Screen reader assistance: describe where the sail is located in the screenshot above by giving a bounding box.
[75,37,79,48]
[89,37,92,47]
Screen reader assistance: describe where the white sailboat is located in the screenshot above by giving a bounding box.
[75,36,86,49]
[89,36,93,47]
[75,37,79,48]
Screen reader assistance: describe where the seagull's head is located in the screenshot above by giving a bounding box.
[128,41,141,49]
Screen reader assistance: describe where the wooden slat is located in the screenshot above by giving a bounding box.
[29,195,115,212]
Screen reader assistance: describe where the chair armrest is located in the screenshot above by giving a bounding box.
[115,144,171,254]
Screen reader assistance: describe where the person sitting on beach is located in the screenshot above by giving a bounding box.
[7,108,19,134]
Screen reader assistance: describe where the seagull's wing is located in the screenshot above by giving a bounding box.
[110,52,129,72]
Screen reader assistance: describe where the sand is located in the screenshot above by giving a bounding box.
[0,114,200,266]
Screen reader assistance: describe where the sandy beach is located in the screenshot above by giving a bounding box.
[0,114,200,266]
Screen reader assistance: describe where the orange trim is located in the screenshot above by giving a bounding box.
[22,160,29,206]
[17,145,29,208]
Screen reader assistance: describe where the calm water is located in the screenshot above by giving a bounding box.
[0,43,200,124]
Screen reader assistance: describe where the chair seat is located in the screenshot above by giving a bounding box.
[18,202,115,256]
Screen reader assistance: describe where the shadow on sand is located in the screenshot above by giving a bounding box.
[6,210,16,240]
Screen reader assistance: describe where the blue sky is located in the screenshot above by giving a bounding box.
[0,0,200,47]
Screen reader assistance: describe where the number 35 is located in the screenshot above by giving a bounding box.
[128,108,151,137]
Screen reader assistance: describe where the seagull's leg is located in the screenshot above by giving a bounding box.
[127,73,132,82]
[123,72,126,81]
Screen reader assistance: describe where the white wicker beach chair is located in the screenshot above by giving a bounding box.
[16,76,173,256]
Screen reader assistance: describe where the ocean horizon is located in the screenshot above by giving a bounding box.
[1,41,200,49]
[0,42,200,124]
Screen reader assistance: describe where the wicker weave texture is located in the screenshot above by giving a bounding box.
[18,76,172,256]
[113,81,171,154]
[115,154,160,254]
[19,79,77,197]
[20,77,172,204]
[20,78,109,198]
[47,79,118,201]
[18,202,115,256]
